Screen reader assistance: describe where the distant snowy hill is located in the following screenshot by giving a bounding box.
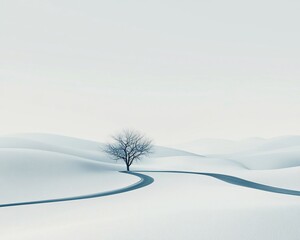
[175,136,300,170]
[0,133,197,162]
[175,136,300,155]
[174,137,266,155]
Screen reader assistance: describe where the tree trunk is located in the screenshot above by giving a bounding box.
[126,164,130,171]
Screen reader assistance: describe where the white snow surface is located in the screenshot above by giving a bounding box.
[0,133,300,240]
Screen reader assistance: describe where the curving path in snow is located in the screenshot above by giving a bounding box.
[0,172,154,208]
[139,170,300,196]
[1,169,300,208]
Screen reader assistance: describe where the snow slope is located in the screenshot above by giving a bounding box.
[0,148,138,204]
[1,172,299,240]
[0,133,300,240]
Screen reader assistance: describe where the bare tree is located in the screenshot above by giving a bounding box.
[104,129,153,171]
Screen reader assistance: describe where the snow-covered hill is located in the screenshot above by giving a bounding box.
[175,136,300,155]
[1,133,300,240]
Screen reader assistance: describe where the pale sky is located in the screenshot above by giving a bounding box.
[0,0,299,144]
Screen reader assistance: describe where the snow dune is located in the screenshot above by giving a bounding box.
[0,133,205,204]
[226,146,300,170]
[176,135,300,155]
[175,135,300,170]
[0,148,138,204]
[175,137,266,155]
[1,133,300,240]
[0,133,197,162]
[1,133,300,202]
